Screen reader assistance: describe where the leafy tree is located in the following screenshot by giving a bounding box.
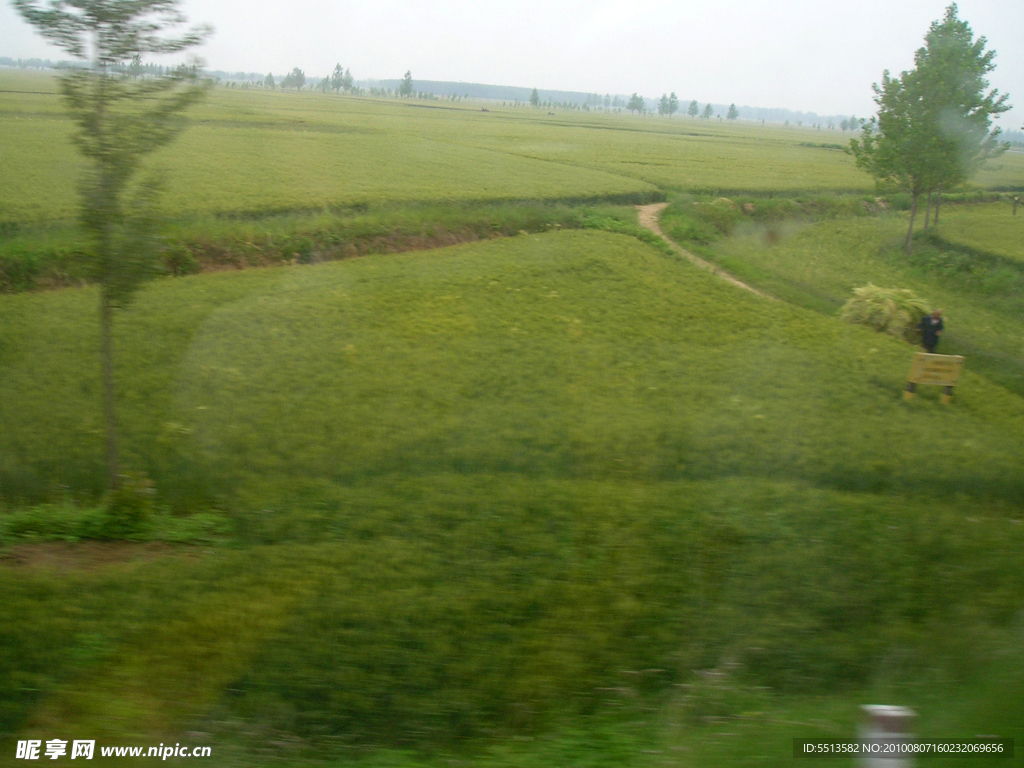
[12,0,211,489]
[330,63,344,93]
[399,70,413,97]
[342,68,353,92]
[912,4,1010,225]
[850,4,1009,252]
[658,93,670,116]
[840,118,850,132]
[687,99,698,118]
[626,93,645,114]
[127,52,142,78]
[701,103,714,119]
[530,88,540,107]
[668,92,679,117]
[264,72,274,90]
[318,76,330,94]
[282,67,305,90]
[727,103,738,120]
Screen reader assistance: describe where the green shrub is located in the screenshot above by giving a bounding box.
[840,284,931,343]
[0,499,230,545]
[0,502,106,541]
[99,474,156,539]
[695,198,741,235]
[162,244,201,276]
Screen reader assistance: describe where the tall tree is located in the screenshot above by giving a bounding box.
[399,70,413,97]
[668,92,679,118]
[913,3,1010,226]
[850,4,1009,252]
[12,0,211,489]
[658,93,670,116]
[687,99,698,118]
[284,67,305,90]
[530,88,540,107]
[626,93,645,114]
[727,103,739,120]
[264,72,274,90]
[342,68,353,92]
[850,69,937,253]
[330,63,344,93]
[701,103,714,119]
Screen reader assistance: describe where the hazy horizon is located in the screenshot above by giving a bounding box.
[1,0,1021,127]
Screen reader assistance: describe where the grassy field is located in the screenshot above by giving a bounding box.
[3,229,1024,505]
[7,69,1021,228]
[669,202,1024,395]
[3,63,1024,767]
[932,198,1024,261]
[2,230,1024,764]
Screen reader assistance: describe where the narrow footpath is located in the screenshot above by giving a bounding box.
[636,202,773,299]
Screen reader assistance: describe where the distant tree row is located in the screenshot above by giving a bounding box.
[263,63,353,92]
[641,97,741,121]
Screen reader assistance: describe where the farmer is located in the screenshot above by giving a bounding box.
[919,309,944,353]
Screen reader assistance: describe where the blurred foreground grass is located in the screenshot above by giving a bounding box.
[3,477,1023,762]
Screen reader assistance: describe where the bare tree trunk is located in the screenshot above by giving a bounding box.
[100,288,120,490]
[906,193,918,255]
[924,191,933,229]
[935,189,942,225]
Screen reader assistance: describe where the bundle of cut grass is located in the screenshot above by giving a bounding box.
[840,283,931,343]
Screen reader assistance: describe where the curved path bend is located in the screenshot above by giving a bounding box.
[636,202,773,299]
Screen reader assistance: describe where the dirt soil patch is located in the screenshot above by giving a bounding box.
[0,541,201,572]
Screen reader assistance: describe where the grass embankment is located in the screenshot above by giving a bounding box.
[0,202,654,293]
[2,230,1024,762]
[662,199,1024,395]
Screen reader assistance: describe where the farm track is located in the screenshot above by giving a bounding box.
[636,202,773,299]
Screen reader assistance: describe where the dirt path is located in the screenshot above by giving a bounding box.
[636,203,772,299]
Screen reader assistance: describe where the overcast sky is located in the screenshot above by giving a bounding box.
[2,0,1021,124]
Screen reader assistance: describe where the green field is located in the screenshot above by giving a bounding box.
[5,69,1021,226]
[3,64,1024,767]
[673,202,1024,395]
[3,230,1024,764]
[933,199,1024,261]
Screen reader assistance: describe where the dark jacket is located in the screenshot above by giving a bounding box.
[919,315,943,349]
